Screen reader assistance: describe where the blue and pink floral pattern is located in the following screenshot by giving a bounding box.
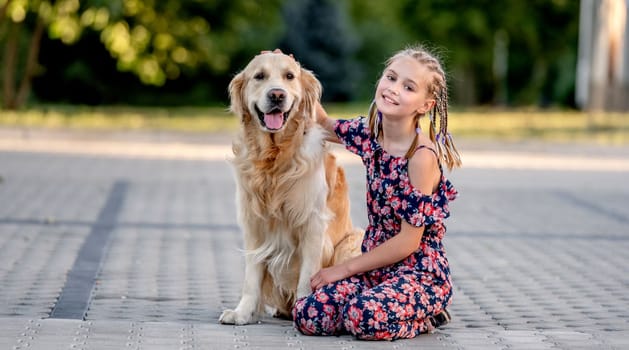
[292,117,458,340]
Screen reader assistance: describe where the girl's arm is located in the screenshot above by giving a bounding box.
[310,148,438,290]
[310,222,424,290]
[315,102,341,144]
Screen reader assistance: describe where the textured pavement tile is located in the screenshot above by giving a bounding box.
[1,143,629,349]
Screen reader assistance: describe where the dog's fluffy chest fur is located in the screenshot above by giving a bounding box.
[232,125,328,222]
[231,125,331,276]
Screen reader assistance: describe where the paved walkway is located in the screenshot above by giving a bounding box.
[1,127,628,349]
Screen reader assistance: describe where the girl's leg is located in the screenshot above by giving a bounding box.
[342,274,451,341]
[293,275,368,336]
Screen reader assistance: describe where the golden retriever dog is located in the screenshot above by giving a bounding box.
[219,52,362,325]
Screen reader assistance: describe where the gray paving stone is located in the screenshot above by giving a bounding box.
[1,136,629,349]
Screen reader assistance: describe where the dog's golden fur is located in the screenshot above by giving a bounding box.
[219,53,361,325]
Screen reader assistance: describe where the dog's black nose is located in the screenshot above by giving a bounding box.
[268,89,285,104]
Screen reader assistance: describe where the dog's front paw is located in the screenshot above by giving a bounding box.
[219,309,255,325]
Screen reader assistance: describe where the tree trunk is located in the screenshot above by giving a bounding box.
[2,22,19,110]
[15,17,45,108]
[578,0,628,111]
[0,2,8,22]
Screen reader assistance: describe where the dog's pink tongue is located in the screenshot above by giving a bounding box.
[264,112,284,129]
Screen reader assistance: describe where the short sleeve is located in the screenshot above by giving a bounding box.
[395,177,458,228]
[334,117,372,158]
[396,191,436,227]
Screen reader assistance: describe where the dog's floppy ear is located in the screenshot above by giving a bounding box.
[299,67,322,120]
[228,71,246,117]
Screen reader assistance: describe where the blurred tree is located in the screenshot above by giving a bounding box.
[396,0,579,107]
[1,0,284,109]
[278,0,359,102]
[2,0,582,108]
[498,0,579,107]
[397,0,500,106]
[1,0,54,109]
[98,0,283,85]
[345,0,411,101]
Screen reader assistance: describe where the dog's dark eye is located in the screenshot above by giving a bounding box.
[254,72,265,80]
[286,72,294,80]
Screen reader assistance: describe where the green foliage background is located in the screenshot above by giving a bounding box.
[0,0,580,108]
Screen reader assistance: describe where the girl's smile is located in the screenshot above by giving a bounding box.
[381,88,399,105]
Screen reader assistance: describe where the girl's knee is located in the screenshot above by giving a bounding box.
[341,297,376,339]
[292,296,316,335]
[292,294,342,336]
[342,297,397,340]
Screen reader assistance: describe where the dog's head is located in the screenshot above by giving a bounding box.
[229,52,321,133]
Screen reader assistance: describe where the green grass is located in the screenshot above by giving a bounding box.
[0,105,237,133]
[443,109,629,145]
[1,104,629,145]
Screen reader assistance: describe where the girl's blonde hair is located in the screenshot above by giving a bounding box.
[368,45,462,170]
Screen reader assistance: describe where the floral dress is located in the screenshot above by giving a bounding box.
[292,117,458,340]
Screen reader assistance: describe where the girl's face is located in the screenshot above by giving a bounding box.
[374,56,435,121]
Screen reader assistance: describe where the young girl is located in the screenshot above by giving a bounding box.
[292,45,462,341]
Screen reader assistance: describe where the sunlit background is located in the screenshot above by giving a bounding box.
[0,0,628,140]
